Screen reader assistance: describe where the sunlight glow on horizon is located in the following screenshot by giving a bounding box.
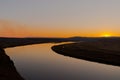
[102,34,111,37]
[0,20,119,38]
[100,32,114,37]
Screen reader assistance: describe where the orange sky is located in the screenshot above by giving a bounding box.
[1,1,120,37]
[0,20,120,38]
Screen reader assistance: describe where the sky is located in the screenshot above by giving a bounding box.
[0,0,120,37]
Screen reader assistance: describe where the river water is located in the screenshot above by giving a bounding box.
[5,43,120,80]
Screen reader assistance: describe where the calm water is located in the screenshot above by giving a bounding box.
[5,43,120,80]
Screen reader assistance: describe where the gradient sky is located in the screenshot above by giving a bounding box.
[0,0,120,37]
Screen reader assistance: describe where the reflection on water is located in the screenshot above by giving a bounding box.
[5,43,120,80]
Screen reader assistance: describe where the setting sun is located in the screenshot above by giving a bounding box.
[101,34,111,37]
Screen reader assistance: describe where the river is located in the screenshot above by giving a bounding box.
[5,43,120,80]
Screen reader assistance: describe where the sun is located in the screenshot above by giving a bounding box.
[101,34,111,37]
[103,34,111,37]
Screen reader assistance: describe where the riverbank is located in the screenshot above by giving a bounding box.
[0,48,24,80]
[52,41,120,66]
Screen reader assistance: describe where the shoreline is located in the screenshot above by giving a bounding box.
[51,42,120,67]
[0,48,24,80]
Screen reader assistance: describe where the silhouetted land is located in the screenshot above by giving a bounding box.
[1,37,119,48]
[0,48,24,80]
[0,37,120,79]
[52,37,120,66]
[0,37,71,48]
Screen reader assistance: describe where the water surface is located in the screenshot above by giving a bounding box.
[5,43,120,80]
